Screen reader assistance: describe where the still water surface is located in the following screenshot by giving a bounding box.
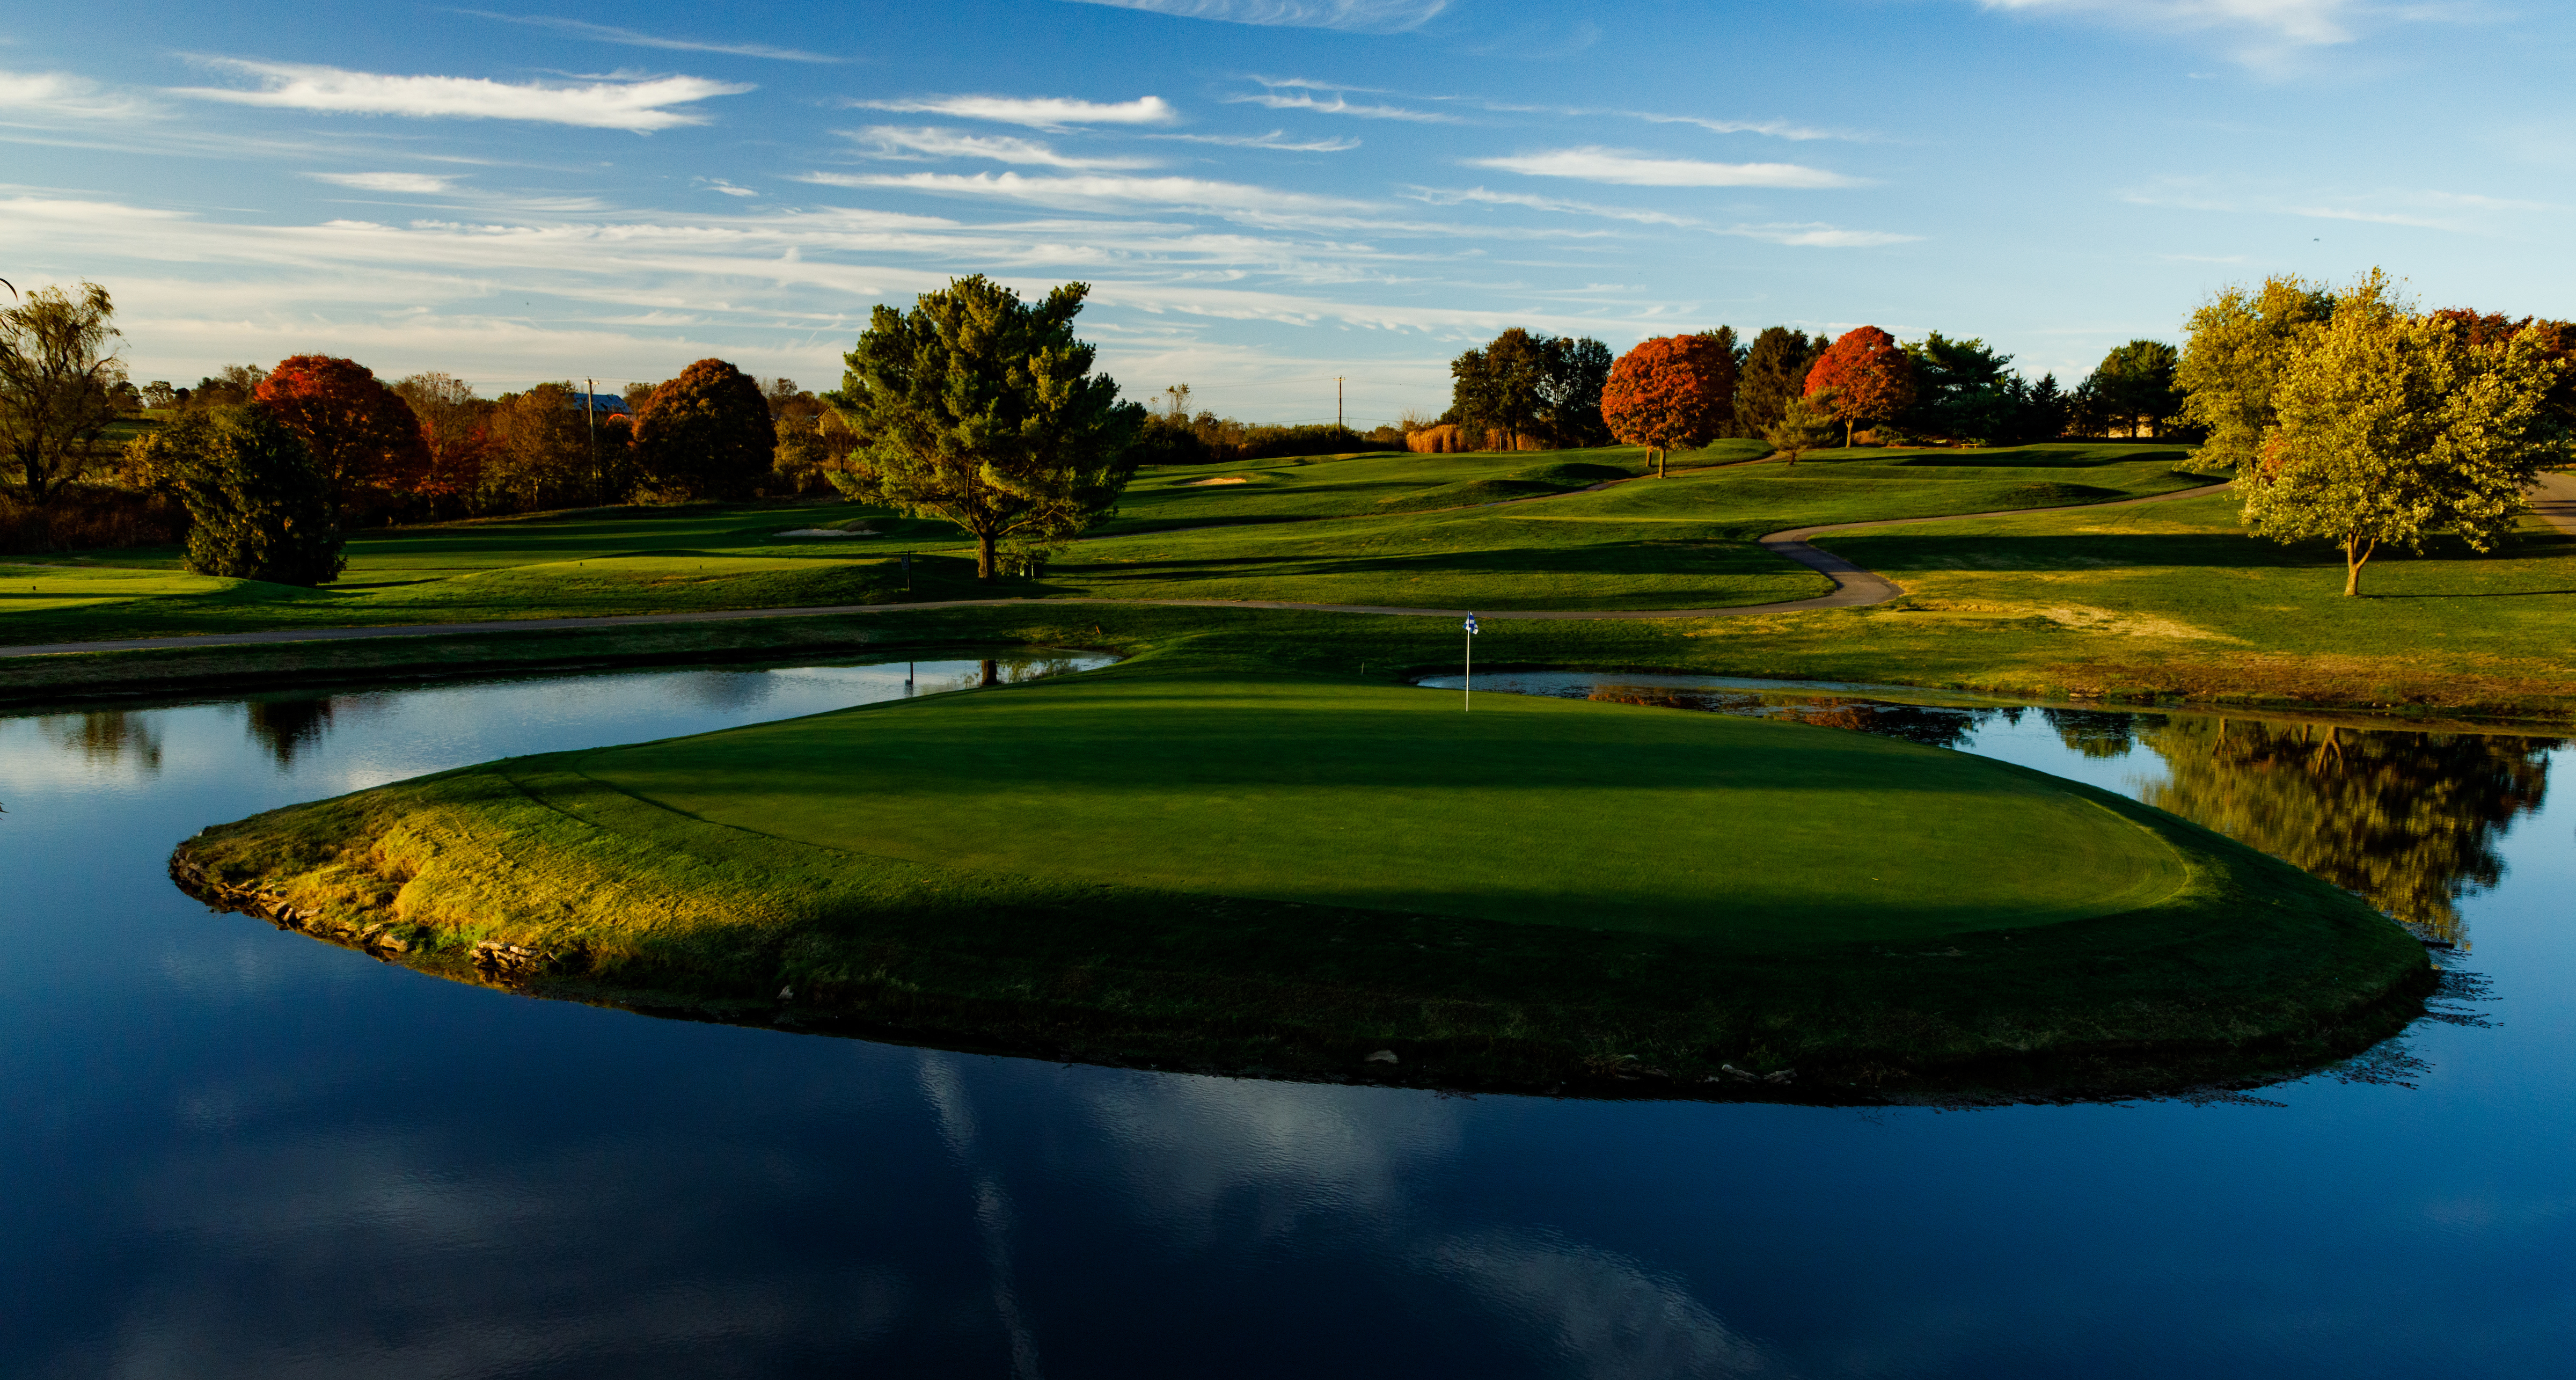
[5,657,2573,1377]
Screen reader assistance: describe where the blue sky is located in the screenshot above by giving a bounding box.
[4,1,2570,426]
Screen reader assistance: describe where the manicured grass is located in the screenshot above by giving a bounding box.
[1028,505,1835,610]
[1,440,2213,640]
[1018,440,2213,611]
[579,674,2185,938]
[0,502,971,643]
[178,642,2428,1095]
[1820,495,2576,709]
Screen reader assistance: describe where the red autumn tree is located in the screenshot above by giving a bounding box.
[1600,334,1737,478]
[632,357,772,501]
[254,355,431,516]
[2433,309,2576,426]
[1803,326,1915,448]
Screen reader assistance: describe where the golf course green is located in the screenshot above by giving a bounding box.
[174,647,2432,1096]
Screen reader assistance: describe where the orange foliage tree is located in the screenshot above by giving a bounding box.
[254,355,431,516]
[1803,327,1914,448]
[633,357,772,501]
[1599,334,1736,477]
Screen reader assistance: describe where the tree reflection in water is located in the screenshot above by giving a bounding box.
[40,711,164,773]
[1579,682,2559,950]
[244,697,337,768]
[2139,718,2559,950]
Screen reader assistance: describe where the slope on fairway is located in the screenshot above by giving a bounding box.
[577,676,2182,940]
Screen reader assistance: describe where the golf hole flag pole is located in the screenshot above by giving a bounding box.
[1463,613,1479,711]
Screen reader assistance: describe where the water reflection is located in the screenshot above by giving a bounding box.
[2142,718,2556,948]
[243,697,336,767]
[39,710,164,771]
[1459,672,2566,950]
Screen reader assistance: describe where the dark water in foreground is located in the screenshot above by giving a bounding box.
[5,658,2573,1377]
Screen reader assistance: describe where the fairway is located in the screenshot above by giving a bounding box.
[3,440,2220,644]
[577,675,2184,940]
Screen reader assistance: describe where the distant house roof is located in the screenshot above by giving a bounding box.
[568,392,630,415]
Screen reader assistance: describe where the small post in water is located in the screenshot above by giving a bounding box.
[1462,612,1479,711]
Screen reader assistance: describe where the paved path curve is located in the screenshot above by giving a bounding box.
[0,480,2237,658]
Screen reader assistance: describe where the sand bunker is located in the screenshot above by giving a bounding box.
[1181,476,1253,487]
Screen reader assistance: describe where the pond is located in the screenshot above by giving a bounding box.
[4,656,2572,1376]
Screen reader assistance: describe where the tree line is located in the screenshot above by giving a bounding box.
[10,268,2569,599]
[1422,323,2193,456]
[0,280,861,576]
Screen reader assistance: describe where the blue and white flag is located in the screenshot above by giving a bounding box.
[1463,614,1480,635]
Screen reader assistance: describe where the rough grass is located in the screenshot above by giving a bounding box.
[177,639,2429,1097]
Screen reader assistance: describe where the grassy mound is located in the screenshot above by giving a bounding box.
[175,651,2429,1096]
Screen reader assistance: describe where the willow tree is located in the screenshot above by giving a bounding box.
[0,281,126,505]
[2244,273,2570,596]
[831,276,1142,580]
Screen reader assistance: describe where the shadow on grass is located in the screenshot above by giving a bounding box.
[1840,529,2576,582]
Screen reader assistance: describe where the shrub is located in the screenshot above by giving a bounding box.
[160,407,346,586]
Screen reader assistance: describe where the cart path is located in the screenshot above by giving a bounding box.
[0,481,2235,658]
[2536,471,2576,536]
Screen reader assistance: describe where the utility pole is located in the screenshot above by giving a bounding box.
[1336,376,1344,430]
[584,376,601,505]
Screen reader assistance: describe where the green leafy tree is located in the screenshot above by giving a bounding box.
[1538,335,1616,447]
[1733,327,1824,437]
[1762,390,1838,467]
[2177,276,2334,468]
[830,276,1143,581]
[148,406,346,586]
[1902,332,2028,443]
[633,358,772,501]
[2243,274,2571,596]
[2085,339,2182,437]
[0,281,126,505]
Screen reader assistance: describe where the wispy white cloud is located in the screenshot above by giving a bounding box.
[846,94,1177,129]
[1239,78,1855,142]
[0,69,154,121]
[1722,222,1919,247]
[452,11,845,62]
[1224,90,1459,123]
[1409,186,1916,246]
[2118,176,2550,233]
[306,171,460,194]
[0,188,1713,408]
[1150,128,1361,152]
[797,170,1377,221]
[701,178,759,198]
[1407,185,1699,228]
[1977,0,2360,47]
[169,59,752,132]
[843,125,1157,169]
[1628,111,1841,142]
[1468,147,1860,189]
[1057,0,1448,32]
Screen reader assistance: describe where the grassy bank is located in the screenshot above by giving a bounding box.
[174,639,2431,1098]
